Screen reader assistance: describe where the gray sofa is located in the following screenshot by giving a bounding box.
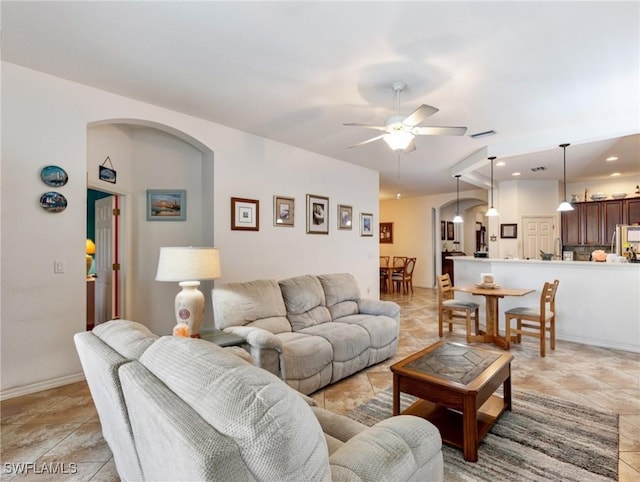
[74,319,444,482]
[212,273,401,394]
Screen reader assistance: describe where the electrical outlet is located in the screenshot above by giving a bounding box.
[54,260,65,274]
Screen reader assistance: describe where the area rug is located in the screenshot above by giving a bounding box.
[346,388,618,481]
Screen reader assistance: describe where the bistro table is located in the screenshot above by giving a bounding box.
[454,285,534,349]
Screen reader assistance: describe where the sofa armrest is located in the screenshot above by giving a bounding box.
[357,299,401,322]
[328,415,443,482]
[222,326,286,379]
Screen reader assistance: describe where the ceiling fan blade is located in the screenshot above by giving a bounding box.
[403,140,417,154]
[347,134,386,148]
[402,104,439,127]
[411,126,467,136]
[343,123,388,132]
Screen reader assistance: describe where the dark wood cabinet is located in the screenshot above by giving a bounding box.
[562,198,640,246]
[603,200,623,246]
[442,251,466,285]
[625,198,640,225]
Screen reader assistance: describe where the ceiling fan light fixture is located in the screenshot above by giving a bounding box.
[383,131,414,151]
[556,143,574,212]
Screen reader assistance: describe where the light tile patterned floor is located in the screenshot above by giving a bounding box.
[1,287,638,480]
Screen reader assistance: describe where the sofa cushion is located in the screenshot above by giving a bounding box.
[277,332,333,380]
[318,273,361,320]
[138,336,331,481]
[92,319,157,359]
[213,279,291,334]
[279,275,331,330]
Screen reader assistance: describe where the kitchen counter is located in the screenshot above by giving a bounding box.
[450,256,640,353]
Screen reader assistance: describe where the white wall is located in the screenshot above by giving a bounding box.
[1,62,380,398]
[380,188,486,288]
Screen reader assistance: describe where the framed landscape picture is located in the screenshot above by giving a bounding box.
[231,197,259,231]
[338,204,353,230]
[306,194,329,234]
[274,195,294,227]
[360,213,373,237]
[146,190,186,221]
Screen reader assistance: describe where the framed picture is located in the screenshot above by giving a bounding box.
[231,197,259,231]
[274,196,294,227]
[441,220,446,240]
[501,223,518,239]
[338,204,353,230]
[380,222,393,243]
[146,190,186,221]
[446,221,455,240]
[360,212,373,237]
[306,194,329,234]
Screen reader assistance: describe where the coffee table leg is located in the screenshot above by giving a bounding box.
[462,395,479,462]
[504,366,512,411]
[393,374,400,415]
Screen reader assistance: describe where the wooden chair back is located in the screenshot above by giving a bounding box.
[380,256,390,267]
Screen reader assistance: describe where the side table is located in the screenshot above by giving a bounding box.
[199,329,246,347]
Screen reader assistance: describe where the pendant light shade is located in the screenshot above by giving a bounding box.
[452,174,463,223]
[486,156,499,217]
[556,143,574,212]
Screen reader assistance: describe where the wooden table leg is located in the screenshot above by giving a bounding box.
[504,366,512,412]
[462,394,479,462]
[393,374,400,415]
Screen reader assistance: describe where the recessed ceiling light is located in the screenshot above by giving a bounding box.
[396,193,402,199]
[512,172,521,176]
[611,172,621,177]
[496,161,506,167]
[606,156,618,162]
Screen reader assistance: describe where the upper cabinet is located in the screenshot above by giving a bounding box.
[562,198,640,246]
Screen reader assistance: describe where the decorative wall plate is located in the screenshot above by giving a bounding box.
[40,191,68,212]
[40,165,68,187]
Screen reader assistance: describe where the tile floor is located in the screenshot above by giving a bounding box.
[1,287,639,481]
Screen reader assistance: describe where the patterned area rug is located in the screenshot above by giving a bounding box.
[346,388,618,481]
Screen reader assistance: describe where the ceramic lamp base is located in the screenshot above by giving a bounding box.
[174,281,205,336]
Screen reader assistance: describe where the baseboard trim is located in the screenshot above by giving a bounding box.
[0,372,86,401]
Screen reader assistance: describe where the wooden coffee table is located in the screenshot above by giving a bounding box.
[391,341,513,462]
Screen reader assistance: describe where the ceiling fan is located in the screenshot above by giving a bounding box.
[344,81,467,153]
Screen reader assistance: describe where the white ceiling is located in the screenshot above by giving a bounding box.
[2,1,639,199]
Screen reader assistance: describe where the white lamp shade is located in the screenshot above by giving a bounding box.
[485,207,499,217]
[452,214,463,223]
[556,201,574,212]
[155,247,221,281]
[383,131,414,151]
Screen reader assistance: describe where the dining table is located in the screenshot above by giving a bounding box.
[380,265,395,293]
[453,284,535,349]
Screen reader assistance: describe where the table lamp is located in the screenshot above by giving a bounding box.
[86,239,96,277]
[155,247,221,337]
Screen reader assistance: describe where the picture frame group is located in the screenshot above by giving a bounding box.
[232,194,375,237]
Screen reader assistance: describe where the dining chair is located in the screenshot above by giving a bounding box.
[379,256,390,292]
[504,279,559,357]
[392,257,416,294]
[436,274,479,343]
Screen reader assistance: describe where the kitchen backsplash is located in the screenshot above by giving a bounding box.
[564,245,611,261]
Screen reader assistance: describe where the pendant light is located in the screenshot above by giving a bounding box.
[452,175,463,223]
[556,143,574,212]
[485,156,499,217]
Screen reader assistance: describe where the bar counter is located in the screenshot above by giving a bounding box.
[450,256,640,353]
